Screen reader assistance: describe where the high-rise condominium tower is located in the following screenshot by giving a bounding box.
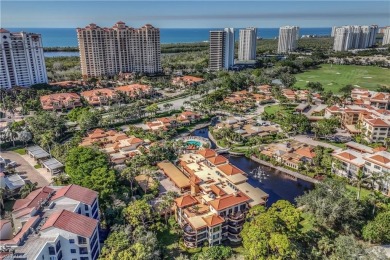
[277,26,299,54]
[238,27,257,61]
[383,27,390,45]
[209,28,235,71]
[77,22,161,78]
[0,29,47,89]
[333,25,378,51]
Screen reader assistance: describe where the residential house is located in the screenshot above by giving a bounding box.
[260,141,316,170]
[80,88,117,106]
[172,76,205,87]
[114,84,154,98]
[40,93,82,110]
[80,129,144,164]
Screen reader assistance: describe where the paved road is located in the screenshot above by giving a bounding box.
[291,135,343,151]
[0,151,50,188]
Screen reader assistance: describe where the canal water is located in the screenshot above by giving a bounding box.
[192,128,313,205]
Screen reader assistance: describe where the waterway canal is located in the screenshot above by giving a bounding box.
[192,128,313,205]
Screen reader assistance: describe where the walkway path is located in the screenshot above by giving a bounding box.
[250,156,319,184]
[0,151,50,188]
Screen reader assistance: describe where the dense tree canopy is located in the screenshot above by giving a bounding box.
[192,246,233,260]
[363,211,390,244]
[241,200,301,260]
[65,146,116,204]
[296,179,365,234]
[99,229,160,260]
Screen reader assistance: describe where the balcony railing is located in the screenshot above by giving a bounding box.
[183,224,196,236]
[184,235,197,242]
[184,240,197,248]
[228,234,242,242]
[228,227,241,234]
[227,212,245,221]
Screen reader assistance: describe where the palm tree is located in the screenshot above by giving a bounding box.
[20,182,38,199]
[40,131,55,157]
[121,167,139,197]
[385,137,390,149]
[351,169,371,201]
[368,190,388,217]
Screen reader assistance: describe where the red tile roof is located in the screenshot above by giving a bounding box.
[207,155,228,165]
[50,184,98,205]
[175,194,197,208]
[13,187,54,213]
[209,184,226,196]
[41,210,98,238]
[197,149,217,158]
[365,118,389,127]
[369,155,390,165]
[337,152,357,161]
[217,164,244,176]
[295,147,316,159]
[209,192,250,211]
[202,214,225,227]
[373,147,387,152]
[327,105,341,112]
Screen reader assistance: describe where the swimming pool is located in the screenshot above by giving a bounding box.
[186,140,201,147]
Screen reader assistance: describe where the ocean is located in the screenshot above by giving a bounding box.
[10,27,332,47]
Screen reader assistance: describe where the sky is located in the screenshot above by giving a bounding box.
[2,1,390,28]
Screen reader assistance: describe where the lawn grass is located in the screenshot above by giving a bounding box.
[320,140,347,149]
[10,147,26,155]
[294,64,390,93]
[34,164,42,169]
[346,184,372,200]
[263,104,294,116]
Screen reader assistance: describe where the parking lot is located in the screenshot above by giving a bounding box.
[0,151,50,188]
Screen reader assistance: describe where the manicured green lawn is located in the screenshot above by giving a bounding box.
[11,147,26,155]
[346,184,372,200]
[264,104,284,115]
[264,104,294,115]
[294,64,390,93]
[34,164,42,169]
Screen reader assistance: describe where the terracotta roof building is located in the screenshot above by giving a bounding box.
[173,150,268,248]
[114,84,154,98]
[332,144,390,196]
[80,129,144,165]
[172,76,205,87]
[80,88,117,105]
[1,185,101,259]
[40,92,82,110]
